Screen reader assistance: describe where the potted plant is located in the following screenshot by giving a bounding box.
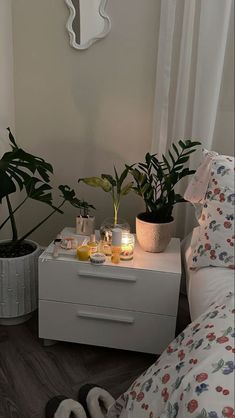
[0,128,93,324]
[78,167,133,245]
[128,140,201,252]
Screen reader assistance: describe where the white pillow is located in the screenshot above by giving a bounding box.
[186,153,234,269]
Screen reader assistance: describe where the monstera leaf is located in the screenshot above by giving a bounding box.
[0,128,53,203]
[0,129,94,244]
[59,185,95,210]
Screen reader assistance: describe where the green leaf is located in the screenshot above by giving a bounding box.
[7,127,18,148]
[113,165,119,185]
[120,181,133,196]
[101,174,116,187]
[119,167,129,187]
[172,143,179,157]
[184,140,201,148]
[0,171,16,201]
[177,156,189,164]
[168,150,175,165]
[145,152,152,167]
[173,164,184,172]
[138,163,148,173]
[130,168,142,183]
[6,167,24,190]
[179,140,186,149]
[141,183,151,195]
[24,177,55,207]
[59,185,95,211]
[78,176,112,192]
[162,155,171,171]
[178,168,196,180]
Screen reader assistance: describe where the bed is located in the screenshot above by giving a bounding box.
[108,290,235,418]
[107,152,235,418]
[181,234,235,321]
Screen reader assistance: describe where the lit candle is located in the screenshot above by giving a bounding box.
[121,233,135,261]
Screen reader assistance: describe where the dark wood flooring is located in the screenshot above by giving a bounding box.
[0,294,190,418]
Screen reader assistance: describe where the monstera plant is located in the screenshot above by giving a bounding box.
[0,128,94,257]
[0,128,94,323]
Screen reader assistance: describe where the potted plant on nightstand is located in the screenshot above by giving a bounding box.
[0,128,94,325]
[127,140,201,252]
[78,166,133,246]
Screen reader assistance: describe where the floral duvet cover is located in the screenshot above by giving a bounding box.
[108,293,235,418]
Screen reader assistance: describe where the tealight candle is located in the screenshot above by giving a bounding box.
[76,245,90,261]
[120,232,135,261]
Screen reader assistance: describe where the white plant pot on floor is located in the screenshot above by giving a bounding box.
[136,215,174,253]
[0,240,41,325]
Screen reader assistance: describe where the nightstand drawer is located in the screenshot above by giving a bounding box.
[39,300,176,354]
[39,260,180,315]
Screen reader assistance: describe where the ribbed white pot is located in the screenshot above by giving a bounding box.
[0,240,41,325]
[136,215,174,253]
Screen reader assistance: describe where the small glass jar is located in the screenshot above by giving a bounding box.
[120,232,135,261]
[100,218,130,256]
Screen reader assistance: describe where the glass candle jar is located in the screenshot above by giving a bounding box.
[120,232,135,261]
[100,218,130,256]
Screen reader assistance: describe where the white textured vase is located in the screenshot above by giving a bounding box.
[136,215,174,253]
[0,240,41,325]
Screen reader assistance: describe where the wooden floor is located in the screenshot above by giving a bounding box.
[0,294,190,418]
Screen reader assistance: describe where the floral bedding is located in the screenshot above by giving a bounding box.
[185,152,235,269]
[108,292,235,418]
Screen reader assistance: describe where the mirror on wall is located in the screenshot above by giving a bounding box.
[65,0,111,50]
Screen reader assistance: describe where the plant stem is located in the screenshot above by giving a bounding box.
[0,196,28,231]
[18,200,65,243]
[6,195,18,241]
[113,204,118,225]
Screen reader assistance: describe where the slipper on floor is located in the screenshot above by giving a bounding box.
[78,384,115,418]
[45,396,87,418]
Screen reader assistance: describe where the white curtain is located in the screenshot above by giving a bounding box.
[151,0,234,238]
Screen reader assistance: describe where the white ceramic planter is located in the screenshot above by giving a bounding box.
[0,240,41,325]
[136,215,174,253]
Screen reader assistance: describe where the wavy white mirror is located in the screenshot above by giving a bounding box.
[65,0,111,50]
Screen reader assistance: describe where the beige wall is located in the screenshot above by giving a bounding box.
[0,0,15,240]
[11,0,160,245]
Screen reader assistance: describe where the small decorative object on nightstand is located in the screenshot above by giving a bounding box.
[39,227,181,354]
[121,232,135,261]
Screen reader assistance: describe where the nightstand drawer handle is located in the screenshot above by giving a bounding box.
[77,310,135,324]
[78,270,136,283]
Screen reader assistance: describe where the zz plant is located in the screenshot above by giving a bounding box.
[127,140,201,223]
[0,128,94,257]
[78,166,133,225]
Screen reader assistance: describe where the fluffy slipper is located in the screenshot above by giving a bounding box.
[45,396,87,418]
[78,384,115,418]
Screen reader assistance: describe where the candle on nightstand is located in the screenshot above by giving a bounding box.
[121,232,135,261]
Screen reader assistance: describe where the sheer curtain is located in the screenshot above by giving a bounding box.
[151,0,234,238]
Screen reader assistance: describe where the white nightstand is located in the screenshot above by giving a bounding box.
[38,228,181,354]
